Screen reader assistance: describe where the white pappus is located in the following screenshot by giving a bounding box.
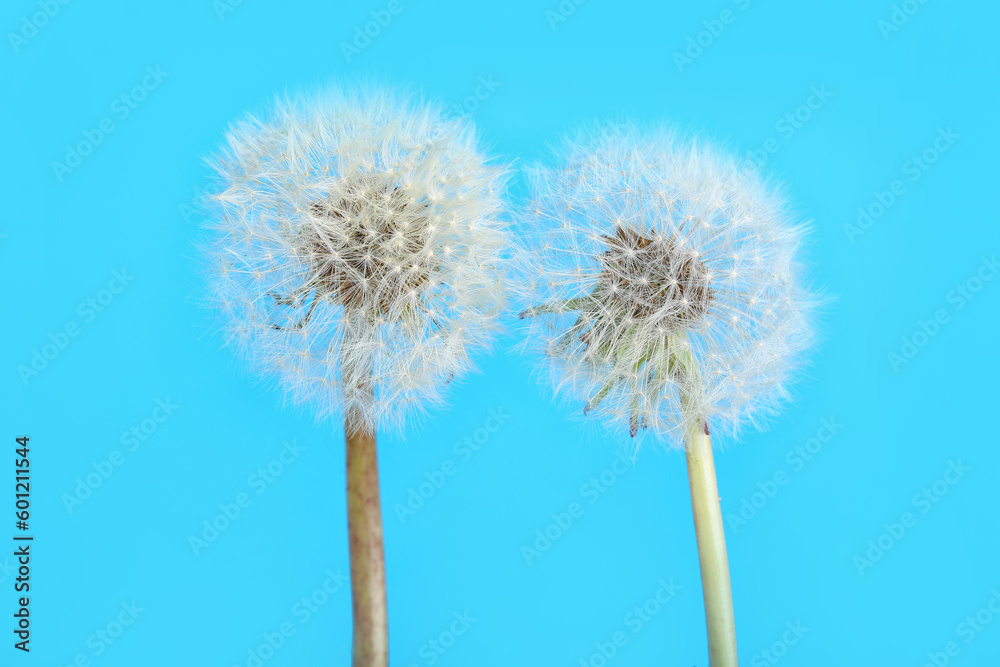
[515,123,817,447]
[201,86,511,434]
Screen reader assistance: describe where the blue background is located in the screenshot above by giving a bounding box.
[2,0,999,665]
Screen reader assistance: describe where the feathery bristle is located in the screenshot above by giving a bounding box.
[202,86,511,434]
[514,123,816,447]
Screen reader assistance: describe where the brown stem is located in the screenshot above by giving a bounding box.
[685,421,738,667]
[346,411,388,667]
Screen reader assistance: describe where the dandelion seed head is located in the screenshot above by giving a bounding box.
[515,123,816,447]
[201,86,510,433]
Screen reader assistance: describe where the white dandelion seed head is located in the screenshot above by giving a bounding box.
[515,123,816,447]
[202,86,511,434]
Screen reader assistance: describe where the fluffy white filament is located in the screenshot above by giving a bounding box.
[516,124,815,447]
[203,87,510,433]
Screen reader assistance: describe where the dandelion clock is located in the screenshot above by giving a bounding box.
[201,86,510,666]
[517,124,816,666]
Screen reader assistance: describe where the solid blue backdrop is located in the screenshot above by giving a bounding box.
[2,0,998,665]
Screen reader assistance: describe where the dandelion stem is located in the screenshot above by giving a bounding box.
[346,410,388,667]
[685,421,738,667]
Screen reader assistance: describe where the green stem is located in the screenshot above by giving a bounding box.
[673,341,738,666]
[684,420,738,666]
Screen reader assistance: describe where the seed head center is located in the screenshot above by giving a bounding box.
[303,177,433,313]
[596,226,713,326]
